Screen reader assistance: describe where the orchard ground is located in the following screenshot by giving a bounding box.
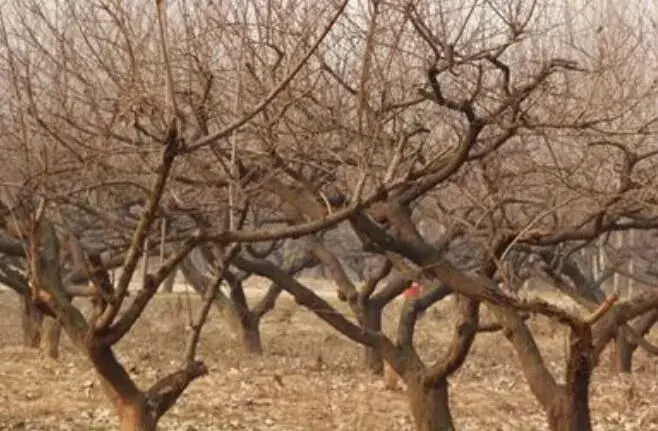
[1,278,658,430]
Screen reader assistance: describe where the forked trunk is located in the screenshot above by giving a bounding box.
[609,330,634,374]
[406,379,454,431]
[238,318,263,355]
[88,347,158,431]
[117,399,157,431]
[42,317,62,359]
[22,296,43,348]
[361,304,384,374]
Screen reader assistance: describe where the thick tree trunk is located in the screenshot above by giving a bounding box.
[406,379,455,431]
[361,304,384,374]
[117,400,156,431]
[547,341,593,431]
[609,330,634,374]
[42,317,62,359]
[22,296,43,348]
[89,347,158,431]
[546,391,592,431]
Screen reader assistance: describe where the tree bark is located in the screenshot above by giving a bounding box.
[88,346,158,431]
[609,329,634,373]
[116,399,156,431]
[406,379,455,431]
[42,317,62,359]
[546,336,593,431]
[22,296,43,348]
[546,390,592,431]
[608,311,658,374]
[361,303,384,374]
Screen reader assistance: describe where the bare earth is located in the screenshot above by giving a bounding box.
[1,280,658,430]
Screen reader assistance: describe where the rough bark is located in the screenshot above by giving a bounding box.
[22,296,43,348]
[350,205,600,430]
[88,345,207,431]
[87,346,155,431]
[406,378,454,431]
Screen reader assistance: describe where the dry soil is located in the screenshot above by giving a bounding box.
[1,280,658,430]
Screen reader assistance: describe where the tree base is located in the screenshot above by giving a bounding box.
[406,378,455,431]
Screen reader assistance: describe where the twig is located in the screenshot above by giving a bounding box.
[185,0,349,153]
[184,244,240,365]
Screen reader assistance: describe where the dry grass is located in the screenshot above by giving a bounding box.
[1,285,658,430]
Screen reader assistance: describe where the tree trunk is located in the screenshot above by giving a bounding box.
[42,317,62,359]
[361,304,384,374]
[546,391,592,431]
[383,362,401,391]
[160,267,177,293]
[117,400,156,431]
[89,347,158,431]
[22,296,43,348]
[406,379,455,431]
[180,259,263,355]
[238,318,263,355]
[547,342,593,431]
[609,329,634,374]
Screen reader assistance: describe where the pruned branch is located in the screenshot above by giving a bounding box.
[584,292,619,325]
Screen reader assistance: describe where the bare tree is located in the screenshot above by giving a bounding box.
[1,0,656,430]
[0,0,353,428]
[215,0,657,429]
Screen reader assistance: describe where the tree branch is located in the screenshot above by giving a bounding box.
[185,0,349,153]
[96,126,181,331]
[233,255,384,347]
[146,360,208,421]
